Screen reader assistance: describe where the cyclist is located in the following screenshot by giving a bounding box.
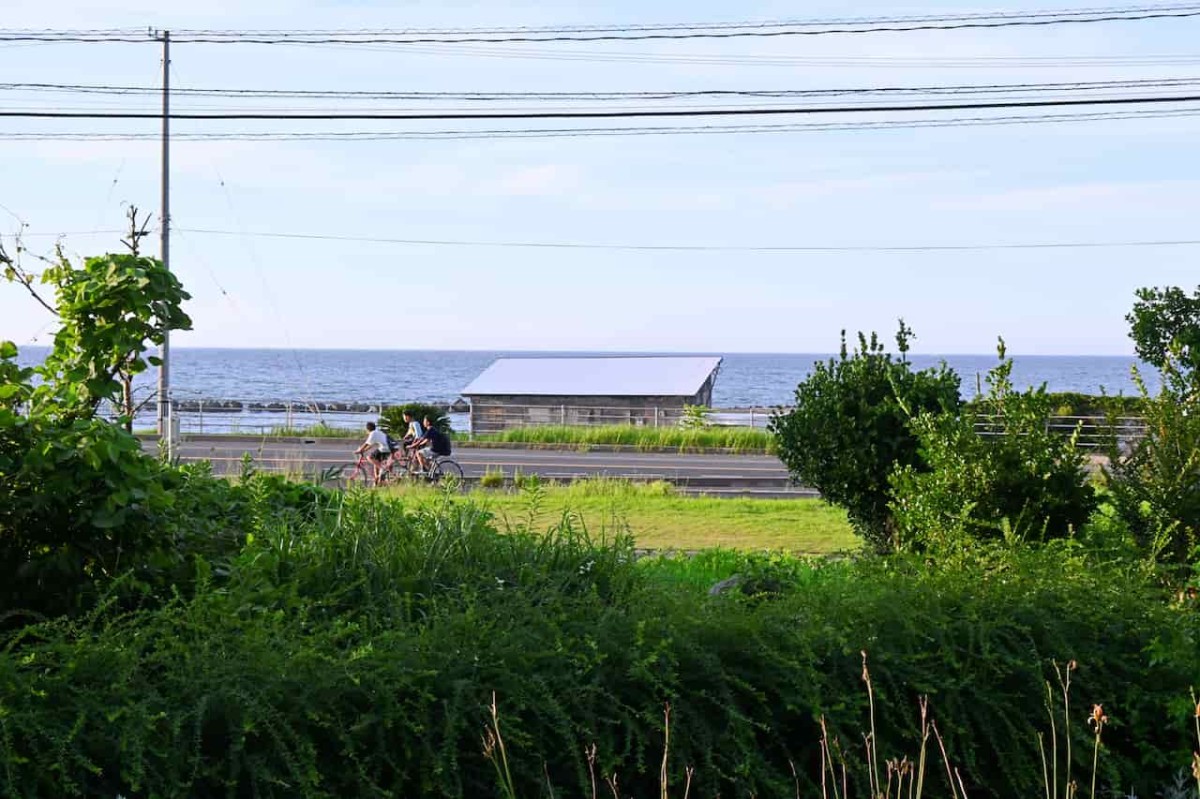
[411,415,451,475]
[355,421,392,485]
[400,410,424,448]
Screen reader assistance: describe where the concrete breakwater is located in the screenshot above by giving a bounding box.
[173,399,472,414]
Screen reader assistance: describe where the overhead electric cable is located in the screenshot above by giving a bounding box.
[5,107,1199,141]
[3,93,1200,119]
[3,4,1200,42]
[6,76,1200,99]
[177,226,1200,253]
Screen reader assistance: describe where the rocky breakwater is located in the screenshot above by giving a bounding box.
[173,399,470,413]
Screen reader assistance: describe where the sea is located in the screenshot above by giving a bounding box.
[13,347,1157,433]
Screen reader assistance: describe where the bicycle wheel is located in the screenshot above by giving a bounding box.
[429,458,464,485]
[341,462,373,488]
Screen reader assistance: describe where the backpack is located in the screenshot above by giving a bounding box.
[429,427,452,456]
[385,433,399,453]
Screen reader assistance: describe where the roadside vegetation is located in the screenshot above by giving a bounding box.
[266,421,361,438]
[2,232,1199,797]
[386,477,854,552]
[250,421,779,452]
[469,423,776,453]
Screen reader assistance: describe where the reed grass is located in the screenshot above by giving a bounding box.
[471,424,775,453]
[484,653,1167,799]
[265,422,361,438]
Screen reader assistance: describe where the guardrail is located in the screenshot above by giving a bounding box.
[150,398,1150,450]
[159,403,775,436]
[974,414,1147,449]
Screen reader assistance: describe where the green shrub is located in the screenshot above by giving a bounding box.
[770,322,961,552]
[0,409,172,616]
[890,343,1096,550]
[1103,359,1200,565]
[380,403,451,437]
[970,391,1145,417]
[0,499,1194,799]
[512,469,541,491]
[479,468,505,489]
[1099,287,1200,566]
[680,404,712,429]
[0,335,333,617]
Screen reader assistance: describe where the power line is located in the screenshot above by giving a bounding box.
[286,39,1200,69]
[2,5,1199,43]
[3,93,1200,120]
[5,108,1199,141]
[164,10,1200,43]
[6,77,1200,100]
[177,226,1200,253]
[86,5,1200,35]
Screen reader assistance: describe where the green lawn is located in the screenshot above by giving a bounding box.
[383,479,856,553]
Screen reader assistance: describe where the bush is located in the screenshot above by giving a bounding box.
[380,402,451,437]
[0,337,334,616]
[0,511,1194,799]
[890,344,1097,550]
[969,391,1145,418]
[1102,358,1200,565]
[478,467,505,488]
[770,323,961,552]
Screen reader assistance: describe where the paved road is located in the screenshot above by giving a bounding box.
[156,435,806,495]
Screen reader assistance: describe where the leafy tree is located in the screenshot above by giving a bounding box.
[1126,285,1200,376]
[889,341,1096,551]
[769,322,961,552]
[2,209,191,429]
[0,221,194,615]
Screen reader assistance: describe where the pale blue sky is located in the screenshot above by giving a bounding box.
[2,0,1198,355]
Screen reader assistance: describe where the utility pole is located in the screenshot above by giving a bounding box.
[157,29,172,457]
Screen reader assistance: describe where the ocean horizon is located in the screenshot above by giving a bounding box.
[14,345,1157,408]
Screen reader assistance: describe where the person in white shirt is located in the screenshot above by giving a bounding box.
[401,410,425,445]
[355,421,392,484]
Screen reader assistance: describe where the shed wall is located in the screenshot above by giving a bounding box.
[467,393,702,434]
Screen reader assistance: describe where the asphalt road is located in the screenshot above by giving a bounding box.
[155,435,805,495]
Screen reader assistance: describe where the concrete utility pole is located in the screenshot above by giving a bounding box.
[157,30,172,457]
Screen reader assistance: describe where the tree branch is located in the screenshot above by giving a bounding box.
[121,205,153,256]
[0,238,58,316]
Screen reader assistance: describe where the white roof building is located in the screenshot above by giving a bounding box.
[462,356,722,398]
[461,356,723,433]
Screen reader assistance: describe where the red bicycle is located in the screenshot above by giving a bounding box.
[340,449,405,487]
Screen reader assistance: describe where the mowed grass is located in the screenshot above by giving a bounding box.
[384,479,856,553]
[471,424,776,453]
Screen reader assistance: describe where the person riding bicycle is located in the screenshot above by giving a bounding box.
[355,421,391,484]
[411,415,451,475]
[400,410,424,448]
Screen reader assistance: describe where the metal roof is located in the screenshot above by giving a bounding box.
[461,356,722,397]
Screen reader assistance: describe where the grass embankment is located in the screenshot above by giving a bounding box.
[471,424,776,452]
[386,479,855,552]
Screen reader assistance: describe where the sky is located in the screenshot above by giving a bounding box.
[1,0,1199,355]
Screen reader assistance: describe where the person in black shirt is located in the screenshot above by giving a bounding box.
[411,415,451,474]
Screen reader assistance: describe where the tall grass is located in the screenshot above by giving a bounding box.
[0,494,1195,798]
[472,424,776,453]
[265,422,360,438]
